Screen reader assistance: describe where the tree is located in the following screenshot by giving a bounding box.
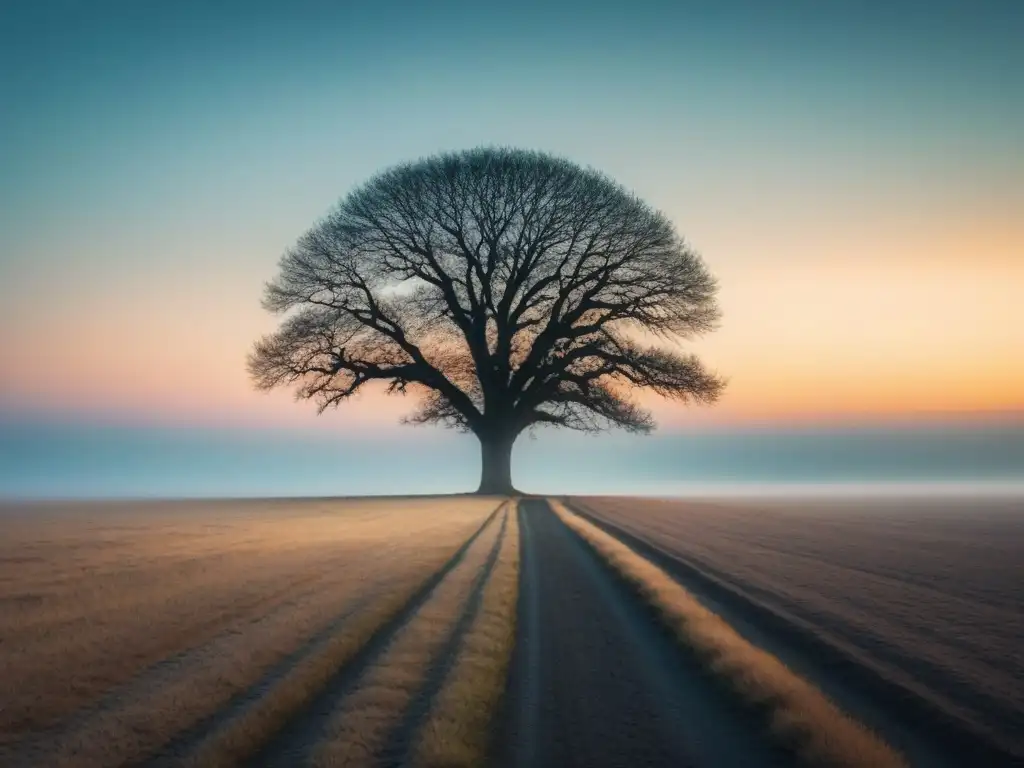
[249,147,725,494]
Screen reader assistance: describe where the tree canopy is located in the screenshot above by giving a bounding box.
[249,147,725,492]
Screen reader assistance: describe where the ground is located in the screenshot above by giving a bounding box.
[0,494,1021,767]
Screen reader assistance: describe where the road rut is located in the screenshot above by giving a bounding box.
[496,498,788,768]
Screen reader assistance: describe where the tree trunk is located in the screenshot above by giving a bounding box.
[477,432,516,495]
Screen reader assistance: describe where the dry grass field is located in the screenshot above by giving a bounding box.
[411,505,519,768]
[572,495,1024,762]
[3,493,1008,767]
[298,504,511,767]
[0,496,508,767]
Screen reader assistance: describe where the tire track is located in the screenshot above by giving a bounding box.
[243,503,505,767]
[498,500,541,768]
[410,504,520,768]
[379,510,509,767]
[148,503,504,767]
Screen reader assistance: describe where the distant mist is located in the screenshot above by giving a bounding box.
[1,417,1022,499]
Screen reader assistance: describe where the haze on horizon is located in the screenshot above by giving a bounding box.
[1,0,1022,497]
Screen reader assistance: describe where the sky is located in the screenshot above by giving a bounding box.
[1,1,1022,496]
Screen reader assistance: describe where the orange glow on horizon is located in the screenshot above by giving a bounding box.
[2,198,1020,430]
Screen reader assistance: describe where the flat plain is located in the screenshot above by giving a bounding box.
[2,494,1020,767]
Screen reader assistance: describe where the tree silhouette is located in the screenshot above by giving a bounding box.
[249,147,725,494]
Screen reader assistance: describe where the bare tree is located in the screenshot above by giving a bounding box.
[249,147,725,494]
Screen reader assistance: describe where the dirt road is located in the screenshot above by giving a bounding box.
[495,499,789,768]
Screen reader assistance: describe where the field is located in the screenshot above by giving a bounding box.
[2,494,1020,767]
[571,495,1024,764]
[0,497,515,767]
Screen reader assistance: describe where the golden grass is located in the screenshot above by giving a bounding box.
[0,497,501,767]
[32,565,407,768]
[411,501,520,768]
[309,503,511,768]
[177,501,504,768]
[1,497,492,733]
[4,549,348,738]
[550,500,907,768]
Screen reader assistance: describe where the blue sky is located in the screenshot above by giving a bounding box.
[5,0,1020,254]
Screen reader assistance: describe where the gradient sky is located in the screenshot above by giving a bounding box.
[2,0,1022,440]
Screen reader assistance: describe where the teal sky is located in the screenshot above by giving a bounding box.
[1,1,1022,495]
[4,1,1021,242]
